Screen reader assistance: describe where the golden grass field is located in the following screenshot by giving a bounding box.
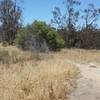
[0,44,100,100]
[55,49,100,64]
[0,44,79,100]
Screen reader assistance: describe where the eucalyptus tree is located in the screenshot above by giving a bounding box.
[0,0,22,44]
[82,4,100,30]
[51,0,80,47]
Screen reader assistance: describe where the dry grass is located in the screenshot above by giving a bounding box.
[0,45,79,100]
[0,44,41,64]
[54,49,100,64]
[1,44,100,100]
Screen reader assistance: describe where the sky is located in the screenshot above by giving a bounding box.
[21,0,100,25]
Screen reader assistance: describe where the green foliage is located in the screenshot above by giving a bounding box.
[15,20,65,51]
[47,30,65,50]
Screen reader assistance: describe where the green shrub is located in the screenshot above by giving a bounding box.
[15,20,65,51]
[47,30,65,50]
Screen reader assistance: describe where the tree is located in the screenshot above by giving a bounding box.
[52,0,80,32]
[82,4,100,30]
[51,0,80,47]
[75,4,100,49]
[0,0,22,44]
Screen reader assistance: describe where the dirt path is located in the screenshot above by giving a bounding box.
[68,60,100,100]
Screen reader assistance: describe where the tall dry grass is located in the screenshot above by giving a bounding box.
[0,44,41,64]
[0,45,78,100]
[55,49,100,64]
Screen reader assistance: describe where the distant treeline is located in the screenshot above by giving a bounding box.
[52,0,100,49]
[0,0,100,52]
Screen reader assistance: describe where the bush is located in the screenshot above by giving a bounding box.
[47,30,65,50]
[15,21,65,52]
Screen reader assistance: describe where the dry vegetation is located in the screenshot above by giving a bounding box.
[0,44,79,100]
[0,44,100,100]
[0,44,42,65]
[55,49,100,64]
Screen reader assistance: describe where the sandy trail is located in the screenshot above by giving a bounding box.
[68,60,100,100]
